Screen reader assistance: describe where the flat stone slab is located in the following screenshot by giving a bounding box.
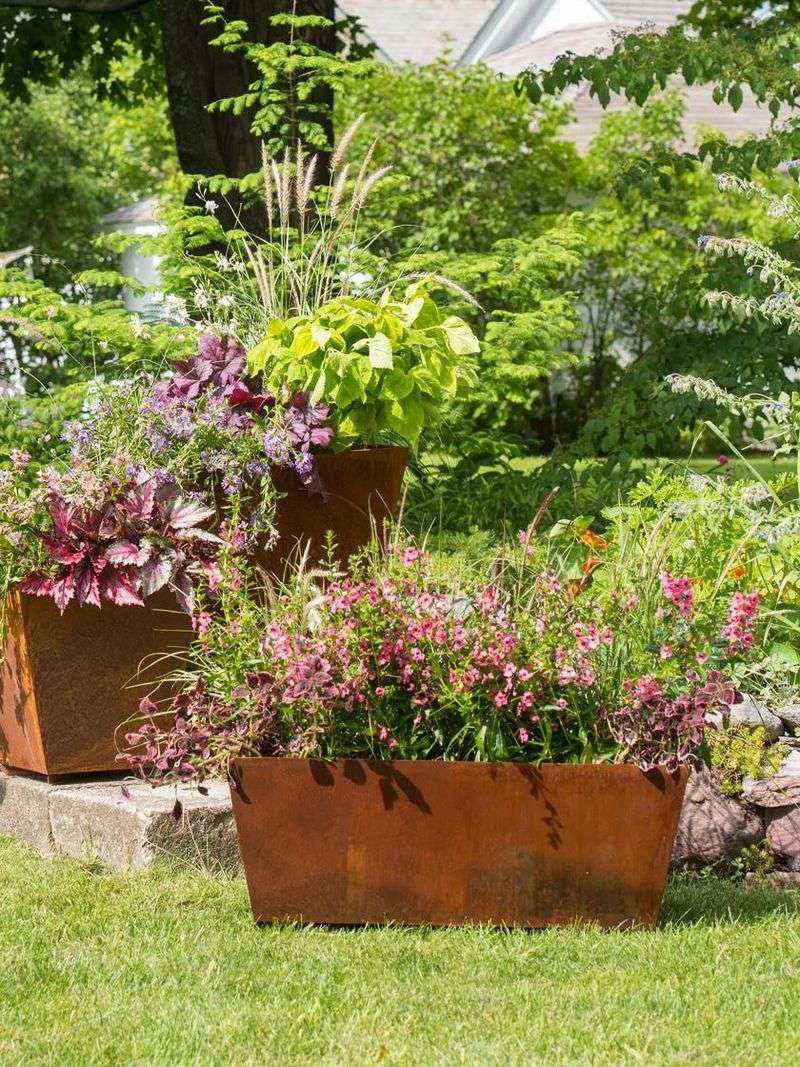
[0,770,239,872]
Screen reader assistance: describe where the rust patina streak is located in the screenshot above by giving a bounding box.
[230,758,689,929]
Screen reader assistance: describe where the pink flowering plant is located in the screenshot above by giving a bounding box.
[0,333,334,617]
[120,537,762,783]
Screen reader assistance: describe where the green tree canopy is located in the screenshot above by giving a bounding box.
[517,1,800,185]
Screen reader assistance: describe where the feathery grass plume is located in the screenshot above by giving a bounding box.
[175,125,425,341]
[329,163,351,218]
[299,154,318,218]
[261,145,275,232]
[354,165,392,209]
[406,272,483,309]
[330,113,365,174]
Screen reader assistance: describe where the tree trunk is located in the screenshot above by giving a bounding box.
[160,0,336,233]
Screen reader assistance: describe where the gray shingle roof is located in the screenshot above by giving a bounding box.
[339,0,499,64]
[602,0,693,26]
[486,22,770,152]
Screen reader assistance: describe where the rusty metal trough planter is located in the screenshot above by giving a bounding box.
[0,589,191,778]
[0,447,408,778]
[230,758,689,929]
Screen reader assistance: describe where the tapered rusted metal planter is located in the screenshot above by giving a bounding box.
[259,446,408,571]
[230,758,688,929]
[0,589,192,778]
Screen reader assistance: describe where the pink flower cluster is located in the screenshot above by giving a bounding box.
[660,572,694,620]
[720,590,760,652]
[120,555,764,784]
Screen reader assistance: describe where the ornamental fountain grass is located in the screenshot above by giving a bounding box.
[121,540,760,929]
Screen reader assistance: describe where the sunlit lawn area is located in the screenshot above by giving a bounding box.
[1,837,797,1066]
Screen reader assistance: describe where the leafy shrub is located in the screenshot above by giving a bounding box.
[338,58,578,256]
[729,842,776,882]
[248,281,478,448]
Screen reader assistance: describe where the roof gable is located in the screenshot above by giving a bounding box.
[339,1,499,65]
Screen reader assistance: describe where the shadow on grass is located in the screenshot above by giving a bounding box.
[659,873,800,928]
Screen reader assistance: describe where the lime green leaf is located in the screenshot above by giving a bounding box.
[441,315,480,356]
[310,369,326,404]
[311,322,331,348]
[368,332,393,369]
[289,326,320,358]
[383,368,414,401]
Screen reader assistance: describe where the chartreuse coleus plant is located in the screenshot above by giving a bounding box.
[247,280,479,448]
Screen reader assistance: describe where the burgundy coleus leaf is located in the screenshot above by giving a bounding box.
[74,563,101,608]
[227,384,272,412]
[178,528,224,545]
[105,539,151,567]
[139,553,176,599]
[48,499,73,539]
[39,533,85,566]
[309,426,334,448]
[70,507,105,541]
[139,695,158,716]
[122,478,157,523]
[158,488,215,532]
[97,503,120,541]
[19,573,54,597]
[171,567,195,615]
[100,569,144,608]
[52,574,75,614]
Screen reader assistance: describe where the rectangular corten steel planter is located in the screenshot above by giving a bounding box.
[0,589,192,778]
[229,758,689,929]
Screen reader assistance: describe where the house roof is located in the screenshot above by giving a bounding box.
[338,0,695,67]
[339,0,499,65]
[486,22,771,152]
[100,196,160,228]
[602,0,693,25]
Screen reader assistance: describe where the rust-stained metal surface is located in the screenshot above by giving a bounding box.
[258,446,408,572]
[230,758,688,929]
[0,589,192,777]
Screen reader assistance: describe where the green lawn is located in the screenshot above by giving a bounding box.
[1,839,799,1066]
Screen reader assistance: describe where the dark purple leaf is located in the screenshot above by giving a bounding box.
[19,573,54,597]
[74,565,101,608]
[52,574,75,614]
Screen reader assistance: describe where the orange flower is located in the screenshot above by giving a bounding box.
[582,555,602,576]
[579,529,607,551]
[728,565,746,579]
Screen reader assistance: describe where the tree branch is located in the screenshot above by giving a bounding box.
[0,0,150,12]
